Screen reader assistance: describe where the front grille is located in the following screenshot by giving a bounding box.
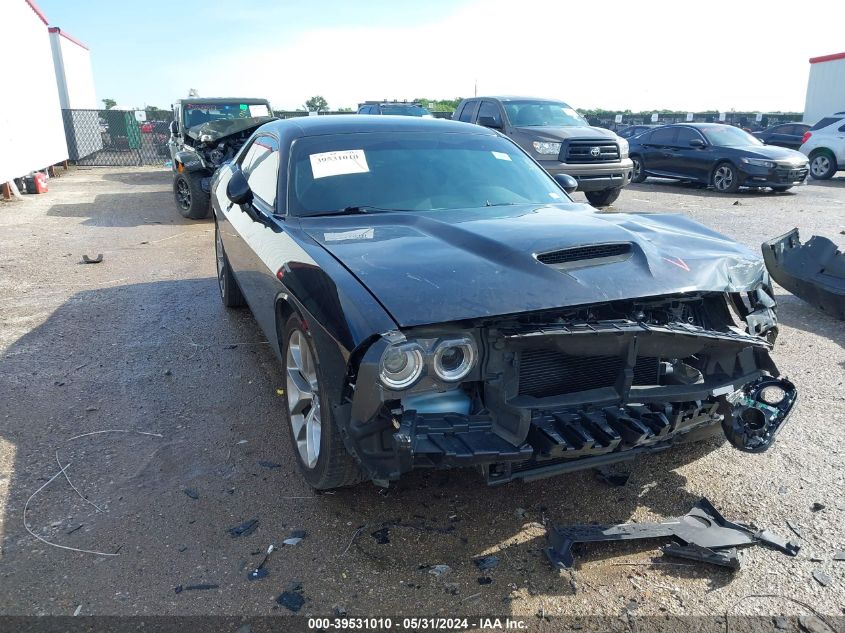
[564,141,620,164]
[536,243,631,265]
[774,167,808,183]
[518,350,660,398]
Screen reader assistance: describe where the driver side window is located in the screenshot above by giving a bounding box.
[240,136,280,207]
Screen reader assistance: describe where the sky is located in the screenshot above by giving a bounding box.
[37,0,845,113]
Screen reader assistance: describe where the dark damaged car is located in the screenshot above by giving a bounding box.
[169,98,275,218]
[212,116,797,489]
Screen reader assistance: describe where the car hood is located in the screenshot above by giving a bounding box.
[729,145,807,162]
[185,116,276,143]
[301,204,766,327]
[512,125,618,142]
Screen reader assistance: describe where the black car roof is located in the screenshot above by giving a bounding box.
[174,98,270,105]
[259,114,491,137]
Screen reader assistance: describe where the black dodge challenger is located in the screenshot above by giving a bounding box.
[211,116,796,489]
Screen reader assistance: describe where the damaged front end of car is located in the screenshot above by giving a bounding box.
[337,284,796,486]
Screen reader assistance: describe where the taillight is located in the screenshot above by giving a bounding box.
[801,131,812,144]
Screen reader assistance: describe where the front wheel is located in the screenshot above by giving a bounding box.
[712,162,740,193]
[630,156,647,183]
[282,315,365,489]
[173,172,210,219]
[809,151,837,180]
[585,187,622,207]
[215,222,245,308]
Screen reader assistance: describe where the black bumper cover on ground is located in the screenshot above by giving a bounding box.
[762,228,845,320]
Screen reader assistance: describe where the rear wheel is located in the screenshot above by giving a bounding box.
[809,151,837,180]
[173,172,210,219]
[631,156,647,183]
[585,187,622,207]
[712,162,740,193]
[282,315,365,489]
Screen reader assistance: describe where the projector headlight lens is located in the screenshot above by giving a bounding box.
[433,337,477,382]
[379,344,424,390]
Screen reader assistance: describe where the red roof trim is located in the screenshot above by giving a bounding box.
[809,52,845,64]
[25,0,49,25]
[48,27,90,51]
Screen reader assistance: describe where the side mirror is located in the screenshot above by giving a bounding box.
[689,138,706,148]
[553,173,578,194]
[227,169,253,205]
[477,116,502,130]
[169,120,179,136]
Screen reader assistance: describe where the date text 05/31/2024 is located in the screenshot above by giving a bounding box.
[307,617,528,630]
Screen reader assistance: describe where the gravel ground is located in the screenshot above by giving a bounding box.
[0,167,843,625]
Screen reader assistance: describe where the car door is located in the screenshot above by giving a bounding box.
[458,100,479,123]
[668,127,710,182]
[219,134,282,335]
[640,127,676,175]
[763,124,793,149]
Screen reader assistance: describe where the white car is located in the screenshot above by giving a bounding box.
[799,113,845,179]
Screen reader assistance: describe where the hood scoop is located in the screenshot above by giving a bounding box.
[536,242,633,271]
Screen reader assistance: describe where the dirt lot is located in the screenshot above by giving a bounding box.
[0,167,843,626]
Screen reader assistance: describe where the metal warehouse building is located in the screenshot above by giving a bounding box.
[803,52,845,125]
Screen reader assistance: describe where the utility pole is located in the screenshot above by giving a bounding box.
[474,80,477,97]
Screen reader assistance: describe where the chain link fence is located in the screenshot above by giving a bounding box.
[62,108,172,166]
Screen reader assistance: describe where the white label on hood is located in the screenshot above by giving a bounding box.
[491,151,511,161]
[323,228,375,242]
[249,104,270,117]
[310,149,370,179]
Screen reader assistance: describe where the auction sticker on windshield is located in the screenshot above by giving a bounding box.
[310,149,370,179]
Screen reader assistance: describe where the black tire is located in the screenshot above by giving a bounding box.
[585,187,622,207]
[173,172,210,219]
[808,150,837,180]
[771,186,793,193]
[630,155,647,183]
[215,222,245,308]
[281,315,366,489]
[712,162,740,193]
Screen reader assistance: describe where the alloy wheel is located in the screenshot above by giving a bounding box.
[286,330,321,468]
[632,158,642,180]
[713,165,734,191]
[811,155,831,178]
[175,178,191,210]
[215,227,226,298]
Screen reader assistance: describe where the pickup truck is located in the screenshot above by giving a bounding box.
[454,96,633,206]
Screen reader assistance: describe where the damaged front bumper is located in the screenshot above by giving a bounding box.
[339,293,797,485]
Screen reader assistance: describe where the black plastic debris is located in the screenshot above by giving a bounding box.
[81,254,103,264]
[183,488,199,500]
[228,519,258,538]
[258,461,282,469]
[594,466,630,487]
[473,555,501,571]
[65,524,83,535]
[811,502,826,512]
[812,570,832,587]
[174,585,183,594]
[762,229,845,320]
[247,568,268,581]
[371,527,390,544]
[544,497,800,570]
[477,577,493,585]
[276,585,305,613]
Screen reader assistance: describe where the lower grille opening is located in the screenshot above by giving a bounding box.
[518,349,660,398]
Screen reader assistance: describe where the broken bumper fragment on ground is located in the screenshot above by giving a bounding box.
[544,498,800,570]
[762,228,845,320]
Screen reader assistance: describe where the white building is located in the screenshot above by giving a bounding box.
[0,1,68,185]
[803,52,845,125]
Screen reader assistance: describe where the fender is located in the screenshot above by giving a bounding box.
[174,149,210,175]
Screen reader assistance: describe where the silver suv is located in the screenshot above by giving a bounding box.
[454,97,633,206]
[799,113,845,180]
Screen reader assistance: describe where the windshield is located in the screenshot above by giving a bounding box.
[503,100,587,127]
[702,125,762,147]
[289,132,569,216]
[379,105,432,117]
[182,102,270,128]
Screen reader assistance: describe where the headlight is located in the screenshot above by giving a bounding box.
[617,137,629,157]
[433,337,477,382]
[741,157,775,169]
[532,141,562,155]
[379,343,424,390]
